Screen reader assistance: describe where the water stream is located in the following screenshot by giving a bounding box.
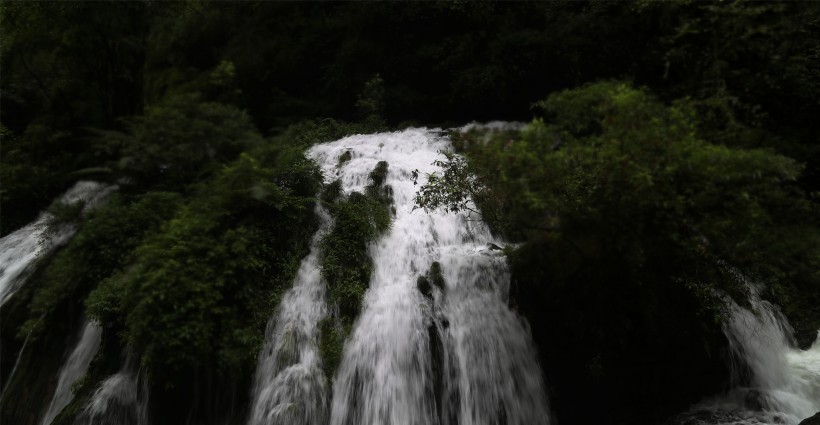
[247,204,333,425]
[679,283,820,425]
[0,181,115,306]
[74,351,149,425]
[41,321,102,425]
[7,129,816,425]
[309,128,551,425]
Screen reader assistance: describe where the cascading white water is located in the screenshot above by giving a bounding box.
[247,204,333,425]
[307,128,550,425]
[435,245,551,425]
[0,181,115,305]
[680,283,820,425]
[75,351,149,425]
[40,321,102,425]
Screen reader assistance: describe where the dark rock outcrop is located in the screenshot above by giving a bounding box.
[795,330,819,351]
[799,412,820,425]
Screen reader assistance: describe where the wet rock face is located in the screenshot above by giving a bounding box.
[799,412,820,425]
[795,330,819,351]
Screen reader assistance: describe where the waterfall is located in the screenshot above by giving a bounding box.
[1,331,31,396]
[247,204,333,425]
[723,289,820,424]
[679,283,820,425]
[74,351,149,425]
[0,181,115,305]
[307,128,550,425]
[435,246,552,425]
[40,321,102,425]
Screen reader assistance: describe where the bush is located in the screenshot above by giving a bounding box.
[85,140,322,386]
[22,192,183,338]
[102,94,263,192]
[415,81,820,423]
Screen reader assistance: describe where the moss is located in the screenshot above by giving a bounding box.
[417,276,432,298]
[428,262,445,290]
[43,199,86,232]
[275,327,300,369]
[337,150,352,167]
[368,160,389,187]
[417,262,445,298]
[50,329,125,425]
[320,179,343,205]
[318,317,351,382]
[318,161,394,379]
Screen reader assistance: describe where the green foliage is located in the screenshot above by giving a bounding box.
[100,94,262,192]
[318,161,393,378]
[0,2,148,234]
[421,81,818,306]
[659,2,820,148]
[413,152,485,217]
[2,2,819,423]
[368,160,389,188]
[318,317,351,382]
[321,179,344,205]
[416,261,445,298]
[0,123,80,236]
[42,199,86,236]
[269,118,388,149]
[418,81,820,422]
[85,140,322,386]
[21,192,182,338]
[356,73,385,121]
[337,150,353,167]
[321,191,389,318]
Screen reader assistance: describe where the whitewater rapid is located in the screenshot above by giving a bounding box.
[679,282,820,425]
[247,204,333,425]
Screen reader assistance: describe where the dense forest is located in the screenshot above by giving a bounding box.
[1,2,819,425]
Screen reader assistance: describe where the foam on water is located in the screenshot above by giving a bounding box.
[308,128,550,425]
[247,204,333,425]
[679,283,820,425]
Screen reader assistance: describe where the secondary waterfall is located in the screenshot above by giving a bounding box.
[307,128,550,425]
[679,283,820,425]
[247,204,332,425]
[75,351,149,425]
[0,181,115,305]
[40,321,102,425]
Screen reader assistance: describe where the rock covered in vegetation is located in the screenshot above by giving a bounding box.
[415,82,820,424]
[318,160,394,379]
